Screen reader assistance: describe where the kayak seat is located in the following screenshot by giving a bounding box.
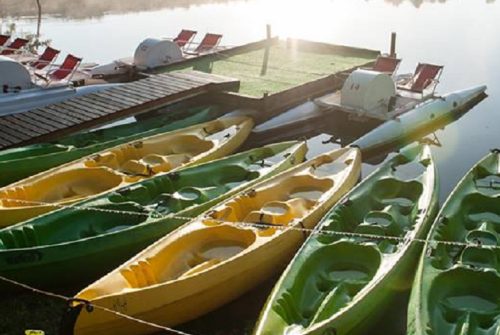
[272,242,380,326]
[459,247,498,270]
[141,225,255,283]
[428,268,500,333]
[175,187,207,203]
[244,198,315,227]
[145,134,214,158]
[0,225,38,248]
[84,152,120,169]
[33,168,124,204]
[465,225,499,247]
[120,260,157,288]
[355,211,403,238]
[370,178,422,216]
[0,168,123,207]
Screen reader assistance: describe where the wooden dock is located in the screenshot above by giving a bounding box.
[0,71,239,149]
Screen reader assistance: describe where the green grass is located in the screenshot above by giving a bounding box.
[165,42,375,97]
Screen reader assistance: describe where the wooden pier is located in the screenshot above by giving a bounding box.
[0,71,239,149]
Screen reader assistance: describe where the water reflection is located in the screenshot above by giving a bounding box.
[0,0,237,19]
[382,0,495,8]
[0,0,495,20]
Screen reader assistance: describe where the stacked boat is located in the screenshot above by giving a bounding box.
[0,64,493,335]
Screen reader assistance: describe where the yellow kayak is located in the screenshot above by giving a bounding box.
[68,147,361,335]
[0,116,253,227]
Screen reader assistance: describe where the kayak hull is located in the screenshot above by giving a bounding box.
[254,144,438,335]
[0,107,219,186]
[0,116,254,227]
[407,150,500,335]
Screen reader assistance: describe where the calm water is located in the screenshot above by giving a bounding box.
[2,0,500,333]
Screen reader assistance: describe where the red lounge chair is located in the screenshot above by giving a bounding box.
[29,46,60,70]
[173,29,197,48]
[372,56,401,75]
[187,33,223,54]
[398,63,443,96]
[0,35,10,47]
[0,38,29,55]
[36,54,82,85]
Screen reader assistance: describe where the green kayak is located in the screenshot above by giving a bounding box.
[0,105,221,186]
[0,141,306,290]
[254,144,438,335]
[408,150,500,335]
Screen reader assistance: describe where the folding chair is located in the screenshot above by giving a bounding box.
[186,33,223,55]
[0,35,10,47]
[372,56,402,76]
[0,38,29,55]
[173,29,197,49]
[28,46,60,70]
[398,63,444,96]
[35,54,82,85]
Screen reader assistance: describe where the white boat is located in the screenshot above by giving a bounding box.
[351,85,487,154]
[0,56,120,116]
[89,38,184,78]
[314,69,428,121]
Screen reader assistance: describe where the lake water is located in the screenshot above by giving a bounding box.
[2,0,500,334]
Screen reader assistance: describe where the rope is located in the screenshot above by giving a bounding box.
[0,274,195,335]
[1,196,499,251]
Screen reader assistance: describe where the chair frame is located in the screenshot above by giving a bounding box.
[398,62,444,97]
[371,55,402,76]
[34,54,82,86]
[173,29,197,50]
[185,33,223,55]
[0,38,30,56]
[28,46,61,71]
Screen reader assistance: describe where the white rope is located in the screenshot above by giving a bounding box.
[0,274,196,335]
[1,197,499,251]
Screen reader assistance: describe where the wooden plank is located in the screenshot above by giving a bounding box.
[0,131,21,145]
[84,94,131,110]
[145,77,192,92]
[76,96,119,113]
[0,135,13,147]
[61,100,109,117]
[121,83,168,99]
[3,116,48,136]
[0,119,42,138]
[0,120,31,140]
[35,108,78,126]
[168,72,213,85]
[97,90,145,105]
[131,81,175,96]
[22,111,69,130]
[45,105,94,122]
[141,78,184,93]
[143,76,185,90]
[175,71,235,84]
[11,114,58,133]
[91,92,138,108]
[103,88,150,104]
[159,74,203,88]
[148,73,198,88]
[108,86,161,101]
[54,102,102,120]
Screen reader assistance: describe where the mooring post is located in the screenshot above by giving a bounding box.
[260,24,272,76]
[390,32,397,57]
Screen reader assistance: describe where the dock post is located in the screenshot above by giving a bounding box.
[260,24,272,76]
[390,32,397,57]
